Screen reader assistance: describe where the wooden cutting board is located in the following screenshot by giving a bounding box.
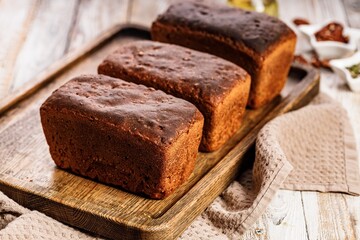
[0,25,319,240]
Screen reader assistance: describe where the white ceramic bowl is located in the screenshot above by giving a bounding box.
[329,51,360,92]
[299,22,360,60]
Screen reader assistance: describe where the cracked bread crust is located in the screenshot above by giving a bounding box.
[98,40,250,151]
[151,2,296,108]
[153,2,294,56]
[40,74,204,199]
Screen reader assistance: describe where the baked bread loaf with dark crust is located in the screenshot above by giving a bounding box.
[151,2,296,108]
[98,40,250,152]
[40,74,204,199]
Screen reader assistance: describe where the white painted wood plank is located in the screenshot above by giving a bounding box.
[301,192,319,240]
[312,0,348,25]
[278,0,312,22]
[67,0,129,52]
[343,194,360,239]
[277,0,314,53]
[0,0,37,98]
[239,214,269,240]
[129,0,171,28]
[128,0,235,29]
[343,0,360,28]
[278,0,348,24]
[303,193,356,239]
[279,0,347,25]
[10,0,79,92]
[266,191,308,240]
[239,190,308,240]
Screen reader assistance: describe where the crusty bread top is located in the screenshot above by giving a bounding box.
[40,74,203,146]
[153,2,296,55]
[98,40,249,107]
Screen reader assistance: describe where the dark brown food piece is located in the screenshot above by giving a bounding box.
[98,40,251,152]
[310,54,330,69]
[294,53,330,69]
[293,55,309,65]
[40,74,204,199]
[315,22,349,43]
[151,2,296,108]
[293,18,310,26]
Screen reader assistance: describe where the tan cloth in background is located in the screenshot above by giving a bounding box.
[0,93,359,239]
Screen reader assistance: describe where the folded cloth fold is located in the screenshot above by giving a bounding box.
[181,93,360,239]
[0,192,29,230]
[0,192,102,239]
[0,94,358,239]
[279,94,360,194]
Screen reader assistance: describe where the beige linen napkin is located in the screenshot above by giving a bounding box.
[180,93,360,239]
[0,94,358,239]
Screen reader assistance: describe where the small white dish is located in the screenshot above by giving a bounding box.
[298,22,360,60]
[329,51,360,92]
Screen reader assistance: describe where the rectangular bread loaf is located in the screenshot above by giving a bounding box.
[151,2,296,108]
[40,74,204,199]
[98,40,251,152]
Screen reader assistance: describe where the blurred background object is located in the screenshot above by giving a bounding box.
[227,0,278,16]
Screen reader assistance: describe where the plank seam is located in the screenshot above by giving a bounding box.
[3,0,40,96]
[342,0,353,27]
[63,0,81,54]
[341,194,357,239]
[300,192,310,240]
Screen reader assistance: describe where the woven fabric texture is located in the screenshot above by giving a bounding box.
[180,93,359,239]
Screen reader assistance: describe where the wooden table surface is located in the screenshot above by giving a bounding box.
[0,0,359,239]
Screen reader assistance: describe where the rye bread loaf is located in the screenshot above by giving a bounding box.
[98,40,251,151]
[151,2,296,108]
[40,74,204,199]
